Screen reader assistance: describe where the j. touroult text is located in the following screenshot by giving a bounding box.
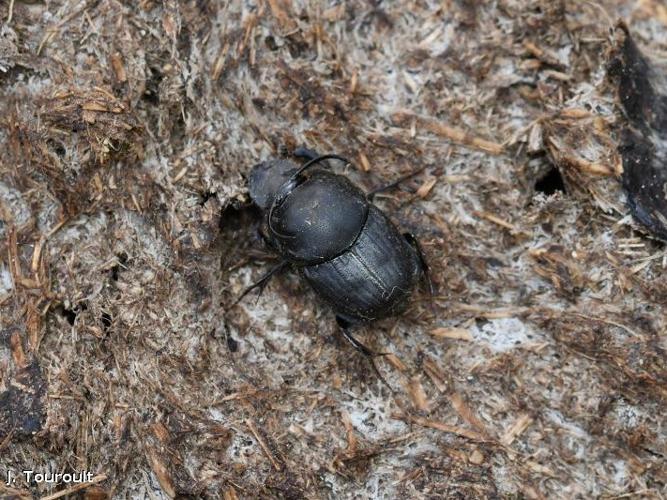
[5,469,94,486]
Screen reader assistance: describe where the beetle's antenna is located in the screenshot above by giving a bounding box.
[292,154,354,179]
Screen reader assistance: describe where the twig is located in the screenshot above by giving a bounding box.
[0,427,15,451]
[393,111,505,155]
[395,413,488,441]
[7,0,15,24]
[501,414,533,446]
[39,474,107,500]
[245,419,282,471]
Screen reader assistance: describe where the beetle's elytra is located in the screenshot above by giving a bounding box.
[242,149,430,355]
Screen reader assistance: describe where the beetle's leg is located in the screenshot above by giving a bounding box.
[336,316,376,357]
[403,233,435,296]
[366,166,428,201]
[233,260,290,306]
[335,316,394,392]
[257,223,279,252]
[293,146,321,162]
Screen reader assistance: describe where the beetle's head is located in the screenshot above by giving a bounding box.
[248,159,298,211]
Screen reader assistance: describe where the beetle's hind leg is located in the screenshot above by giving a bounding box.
[335,316,394,391]
[233,260,289,306]
[404,233,435,297]
[336,316,377,357]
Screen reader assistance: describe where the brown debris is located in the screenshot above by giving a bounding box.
[501,414,534,446]
[468,449,485,465]
[449,393,490,438]
[430,327,473,341]
[529,246,586,299]
[398,413,488,442]
[245,418,283,472]
[39,474,108,500]
[415,176,437,199]
[392,110,505,155]
[422,357,450,393]
[110,52,127,84]
[406,376,430,412]
[147,452,176,499]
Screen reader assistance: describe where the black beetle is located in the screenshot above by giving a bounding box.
[237,148,431,360]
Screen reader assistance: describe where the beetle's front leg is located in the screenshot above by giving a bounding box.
[233,260,290,306]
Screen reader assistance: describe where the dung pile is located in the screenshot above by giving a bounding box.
[1,1,666,498]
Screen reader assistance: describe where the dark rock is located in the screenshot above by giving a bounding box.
[611,23,667,240]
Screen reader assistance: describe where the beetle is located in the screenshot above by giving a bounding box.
[236,148,431,362]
